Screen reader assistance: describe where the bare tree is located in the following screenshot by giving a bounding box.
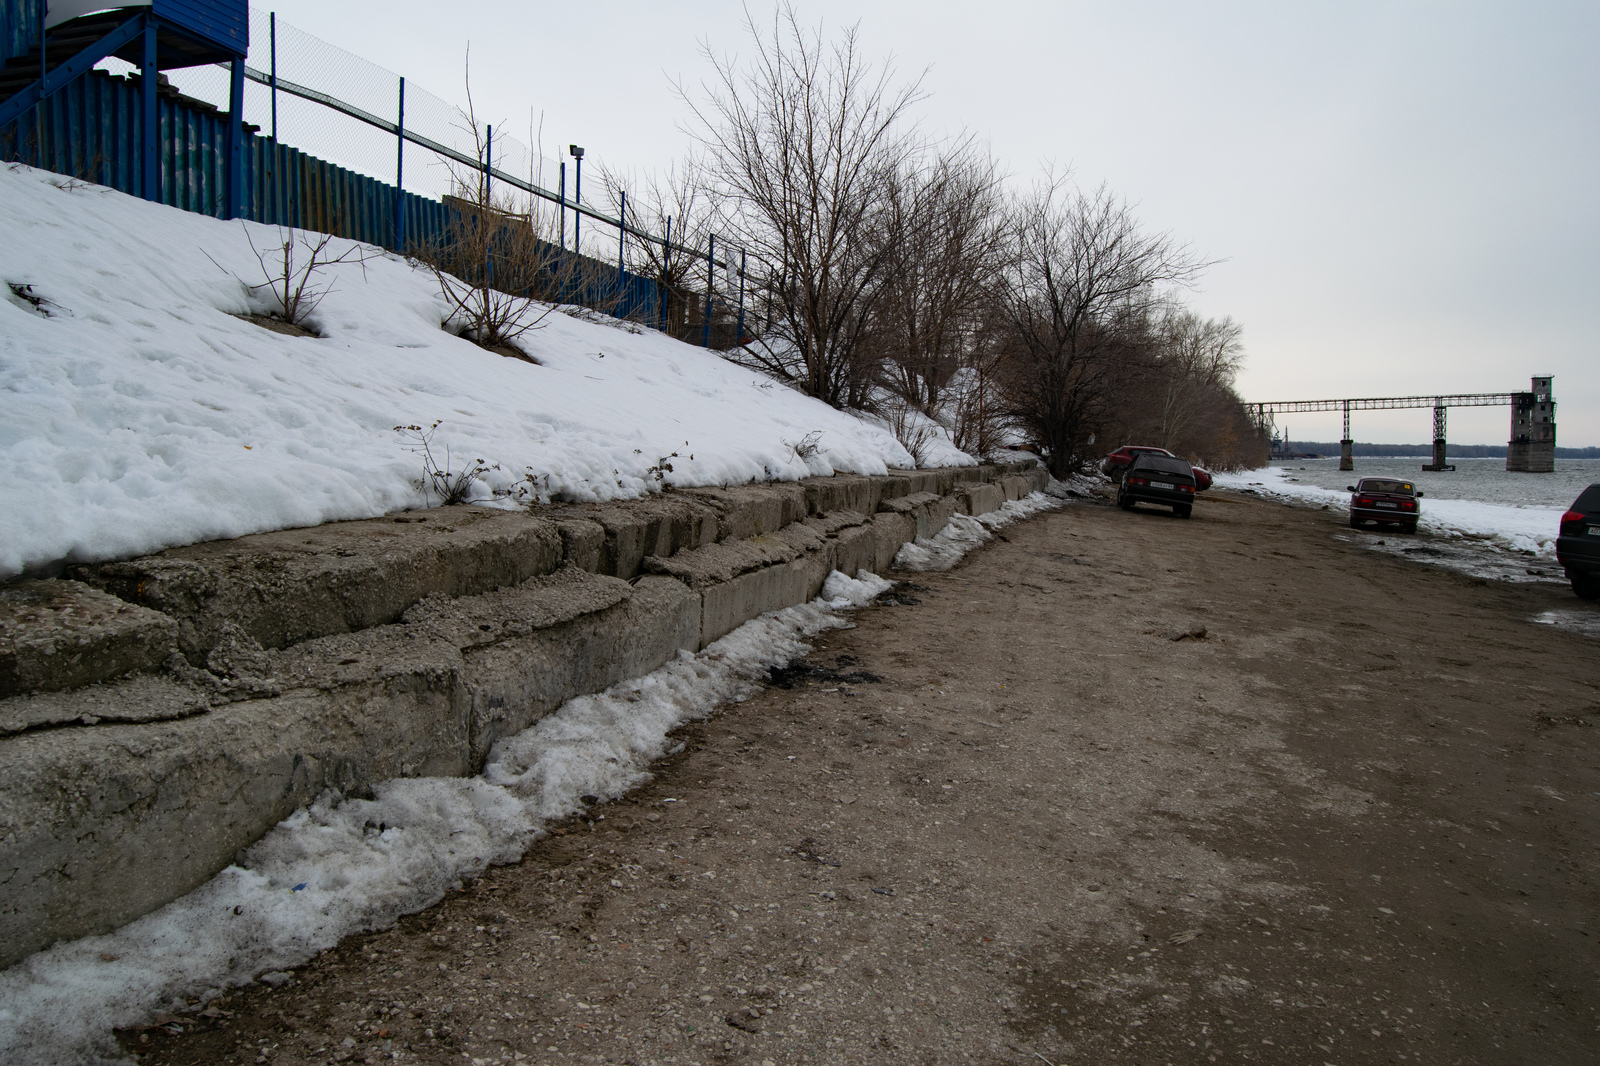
[874,142,1008,415]
[1147,310,1244,450]
[410,55,573,355]
[992,178,1206,477]
[682,4,924,407]
[594,156,720,338]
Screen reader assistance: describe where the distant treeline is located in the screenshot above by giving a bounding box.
[1287,441,1600,459]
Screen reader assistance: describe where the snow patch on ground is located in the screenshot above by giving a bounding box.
[893,489,1067,571]
[1215,467,1563,557]
[0,578,913,1065]
[0,164,973,578]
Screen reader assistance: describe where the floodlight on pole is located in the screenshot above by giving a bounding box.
[570,145,585,253]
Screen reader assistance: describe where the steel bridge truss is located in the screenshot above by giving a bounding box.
[1251,393,1517,472]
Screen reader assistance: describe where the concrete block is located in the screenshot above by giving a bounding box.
[1,673,211,736]
[803,475,880,517]
[447,574,700,764]
[920,493,957,539]
[78,508,564,661]
[0,633,470,968]
[958,482,1006,516]
[640,536,799,590]
[586,498,719,578]
[830,524,878,579]
[698,553,827,648]
[679,484,808,542]
[868,512,917,573]
[876,476,913,502]
[0,580,178,698]
[798,509,870,538]
[556,519,606,572]
[878,491,953,540]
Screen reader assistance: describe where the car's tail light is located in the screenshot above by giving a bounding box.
[1562,509,1587,531]
[1130,477,1147,486]
[1357,497,1374,507]
[1402,500,1416,510]
[1180,485,1195,493]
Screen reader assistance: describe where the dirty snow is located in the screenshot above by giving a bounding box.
[0,574,911,1064]
[0,163,972,578]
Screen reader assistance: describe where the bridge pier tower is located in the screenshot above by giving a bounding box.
[1422,403,1455,471]
[1339,402,1353,470]
[1507,376,1556,472]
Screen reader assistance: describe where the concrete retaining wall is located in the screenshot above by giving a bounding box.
[0,461,1046,966]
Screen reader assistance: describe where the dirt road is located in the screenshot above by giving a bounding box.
[133,488,1600,1066]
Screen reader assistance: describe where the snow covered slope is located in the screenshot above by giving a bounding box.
[0,164,971,579]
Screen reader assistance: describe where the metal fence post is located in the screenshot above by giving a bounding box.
[573,151,582,254]
[616,188,626,319]
[34,0,45,169]
[226,58,245,218]
[558,161,565,250]
[140,15,157,202]
[483,123,492,288]
[703,233,714,348]
[269,11,277,142]
[394,75,405,250]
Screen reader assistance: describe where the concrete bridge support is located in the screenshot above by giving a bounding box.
[1339,402,1354,471]
[1422,404,1455,472]
[1507,376,1557,472]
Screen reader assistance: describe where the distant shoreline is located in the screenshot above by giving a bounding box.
[1283,442,1600,459]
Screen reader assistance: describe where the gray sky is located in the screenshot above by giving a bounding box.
[257,0,1598,447]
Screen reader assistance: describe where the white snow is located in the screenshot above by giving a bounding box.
[0,572,905,1065]
[893,489,1068,571]
[1214,467,1565,557]
[0,163,973,578]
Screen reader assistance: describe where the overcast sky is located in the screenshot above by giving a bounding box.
[255,0,1597,447]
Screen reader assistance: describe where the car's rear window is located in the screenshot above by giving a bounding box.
[1132,456,1192,475]
[1359,479,1414,494]
[1573,484,1600,513]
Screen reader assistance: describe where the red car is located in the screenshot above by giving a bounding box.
[1348,477,1423,534]
[1102,445,1213,491]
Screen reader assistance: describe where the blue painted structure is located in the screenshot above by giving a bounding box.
[0,0,247,214]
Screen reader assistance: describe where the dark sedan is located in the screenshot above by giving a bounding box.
[1117,455,1198,517]
[1101,445,1213,490]
[1348,478,1423,534]
[1557,483,1600,600]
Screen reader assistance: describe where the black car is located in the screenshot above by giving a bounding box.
[1117,454,1198,517]
[1557,483,1600,600]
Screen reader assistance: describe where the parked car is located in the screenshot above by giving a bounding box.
[1556,483,1600,600]
[1102,445,1212,490]
[1347,478,1423,533]
[1117,454,1199,517]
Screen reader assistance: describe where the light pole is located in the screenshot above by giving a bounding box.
[569,144,584,255]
